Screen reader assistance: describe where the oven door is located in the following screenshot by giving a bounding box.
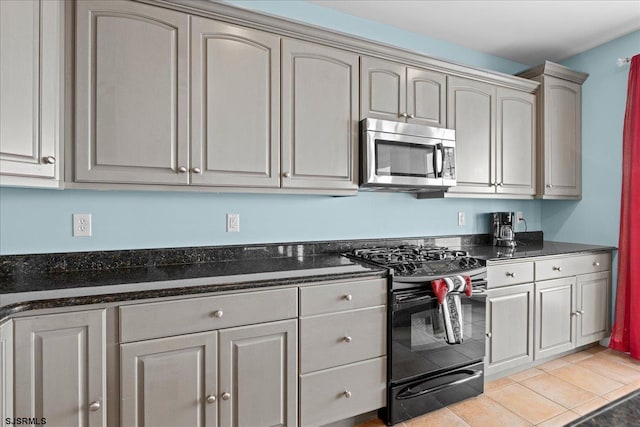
[390,288,486,383]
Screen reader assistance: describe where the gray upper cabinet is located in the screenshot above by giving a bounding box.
[360,57,446,127]
[218,320,297,427]
[518,62,588,199]
[446,77,496,194]
[282,38,359,191]
[13,309,106,427]
[191,17,281,188]
[496,88,536,196]
[0,0,63,187]
[121,331,218,427]
[75,0,189,185]
[446,78,536,197]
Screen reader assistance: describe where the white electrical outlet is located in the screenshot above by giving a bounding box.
[458,211,465,227]
[226,213,240,232]
[516,211,525,222]
[73,214,92,237]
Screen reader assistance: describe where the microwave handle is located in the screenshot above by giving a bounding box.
[435,144,444,177]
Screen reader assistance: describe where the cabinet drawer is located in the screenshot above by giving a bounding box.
[300,277,386,316]
[300,357,386,427]
[487,261,534,288]
[535,252,610,281]
[300,306,386,374]
[120,288,297,342]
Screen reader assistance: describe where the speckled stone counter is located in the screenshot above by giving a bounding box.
[0,232,616,320]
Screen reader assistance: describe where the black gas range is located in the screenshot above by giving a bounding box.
[345,245,488,425]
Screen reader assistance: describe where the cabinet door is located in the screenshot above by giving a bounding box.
[120,331,217,427]
[0,0,62,183]
[407,67,446,127]
[486,284,534,376]
[0,321,13,423]
[496,88,536,196]
[360,57,406,121]
[576,271,611,346]
[218,319,297,427]
[282,39,358,191]
[534,278,576,359]
[14,310,106,427]
[542,76,582,198]
[191,17,280,188]
[75,0,189,185]
[446,77,496,194]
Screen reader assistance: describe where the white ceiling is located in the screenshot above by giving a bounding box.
[310,0,640,65]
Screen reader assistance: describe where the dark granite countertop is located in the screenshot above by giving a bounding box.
[0,232,616,320]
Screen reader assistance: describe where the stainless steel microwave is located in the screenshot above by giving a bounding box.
[360,118,456,193]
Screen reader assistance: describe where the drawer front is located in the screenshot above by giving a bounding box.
[487,261,534,288]
[300,306,386,374]
[120,288,297,342]
[300,277,387,316]
[300,357,386,427]
[535,252,611,281]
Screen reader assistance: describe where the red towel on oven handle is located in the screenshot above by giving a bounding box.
[431,275,472,304]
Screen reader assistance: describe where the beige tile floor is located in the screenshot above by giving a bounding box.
[357,345,640,427]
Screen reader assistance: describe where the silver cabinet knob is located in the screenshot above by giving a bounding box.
[574,311,582,316]
[178,166,188,173]
[408,114,415,119]
[192,167,202,174]
[497,182,504,187]
[505,272,515,278]
[343,294,353,301]
[579,310,585,315]
[593,261,600,267]
[344,336,352,343]
[212,310,223,318]
[206,394,216,404]
[552,266,562,272]
[283,172,291,178]
[400,112,408,118]
[547,184,553,188]
[221,392,231,401]
[89,401,101,412]
[344,390,352,398]
[43,156,56,164]
[486,332,492,338]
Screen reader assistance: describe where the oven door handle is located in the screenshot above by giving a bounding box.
[395,369,483,400]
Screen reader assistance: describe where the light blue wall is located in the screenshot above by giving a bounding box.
[0,0,545,255]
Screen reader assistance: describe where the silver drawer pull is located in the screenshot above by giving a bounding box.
[43,156,56,164]
[192,167,202,174]
[89,401,101,412]
[344,390,352,398]
[486,332,492,338]
[552,266,562,272]
[221,392,231,401]
[206,394,216,404]
[211,310,224,318]
[343,336,352,343]
[178,166,188,173]
[593,261,600,267]
[343,294,353,301]
[505,272,515,278]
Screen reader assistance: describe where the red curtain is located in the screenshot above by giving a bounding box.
[610,54,640,358]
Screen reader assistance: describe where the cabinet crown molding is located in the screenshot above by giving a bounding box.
[517,60,589,84]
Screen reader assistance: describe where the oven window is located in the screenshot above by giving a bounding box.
[391,293,486,382]
[375,139,436,178]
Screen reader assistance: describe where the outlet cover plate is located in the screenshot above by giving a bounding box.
[73,214,92,237]
[226,213,240,232]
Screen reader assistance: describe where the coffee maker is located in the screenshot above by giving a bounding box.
[491,212,517,248]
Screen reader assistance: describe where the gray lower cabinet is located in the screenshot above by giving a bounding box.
[576,271,611,346]
[486,283,534,376]
[219,320,297,427]
[0,321,12,422]
[190,17,281,188]
[534,277,577,360]
[0,0,63,187]
[120,331,218,427]
[281,39,359,191]
[360,56,446,127]
[518,62,588,199]
[75,0,190,185]
[13,309,107,427]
